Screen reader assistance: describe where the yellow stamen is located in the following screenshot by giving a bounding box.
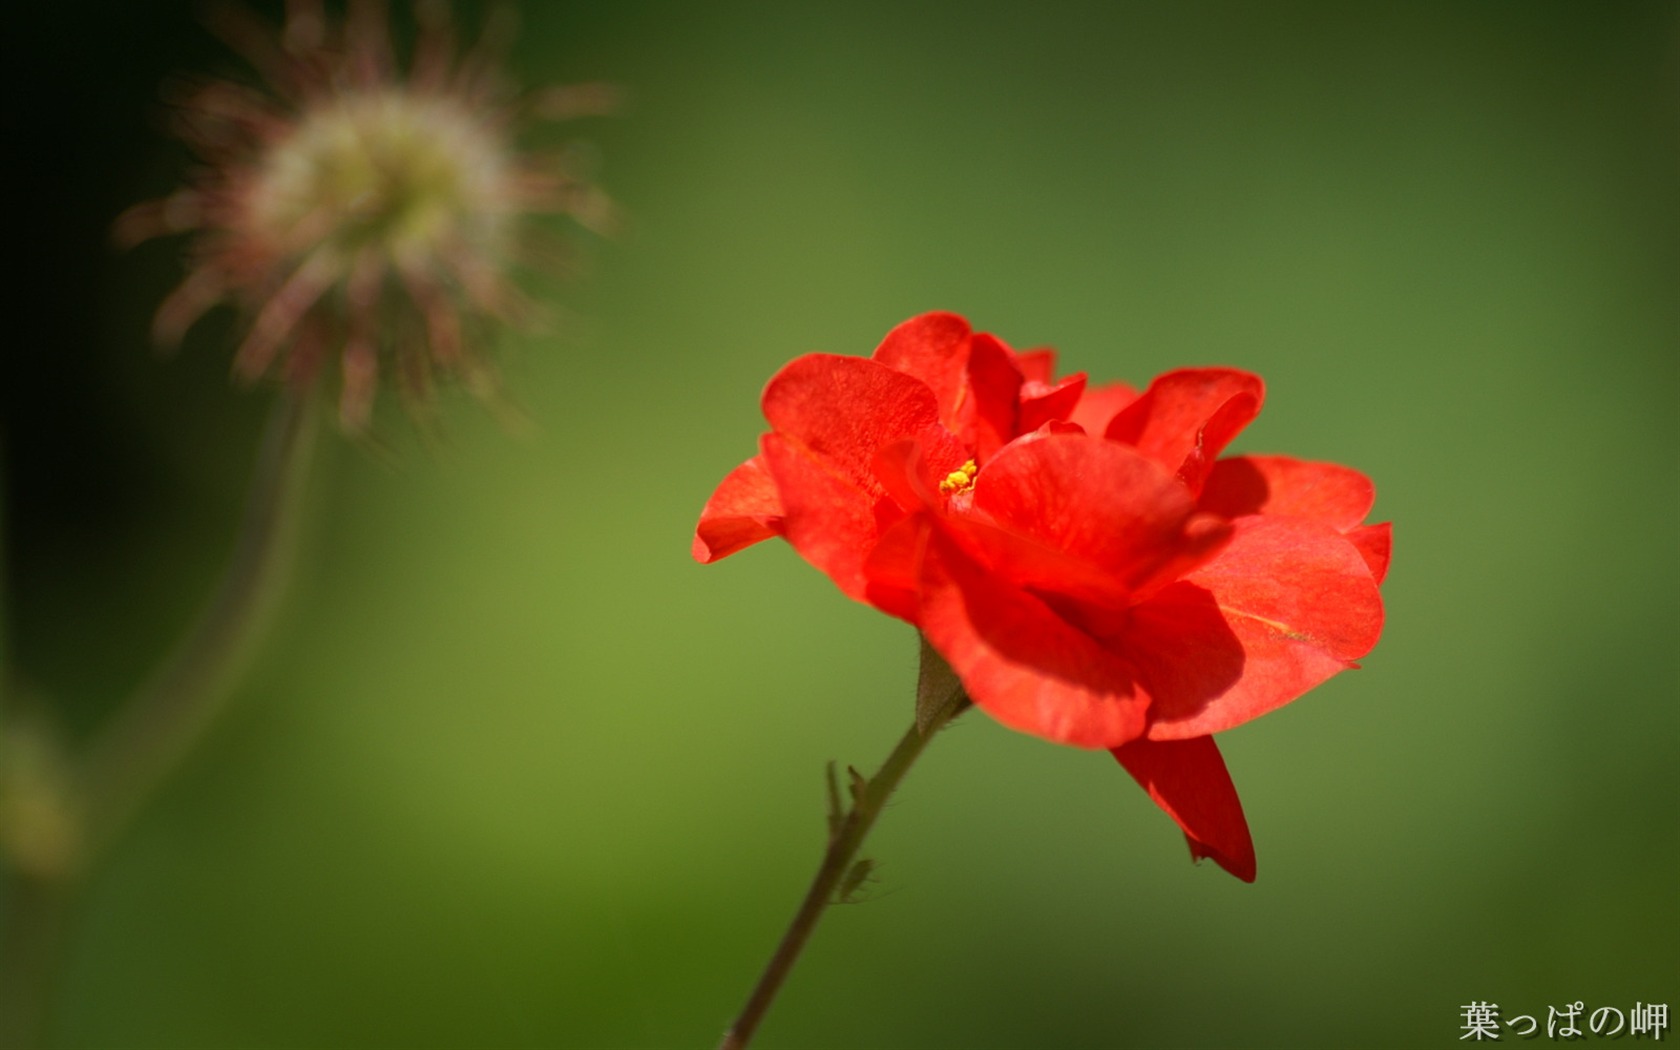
[939,459,978,495]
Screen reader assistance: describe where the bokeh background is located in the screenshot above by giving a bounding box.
[5,1,1677,1047]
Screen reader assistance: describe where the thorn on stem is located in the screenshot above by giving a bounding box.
[846,765,867,807]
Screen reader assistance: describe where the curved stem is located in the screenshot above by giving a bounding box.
[2,390,319,1046]
[0,869,70,1050]
[76,389,319,860]
[717,711,949,1050]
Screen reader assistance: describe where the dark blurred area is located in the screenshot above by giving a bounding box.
[5,3,262,732]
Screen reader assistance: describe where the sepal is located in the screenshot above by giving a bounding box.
[915,631,971,736]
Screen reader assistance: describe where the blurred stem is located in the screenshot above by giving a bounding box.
[1,389,318,1047]
[77,387,319,859]
[717,706,955,1050]
[0,871,69,1050]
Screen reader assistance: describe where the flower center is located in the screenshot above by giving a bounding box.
[249,90,514,264]
[938,459,978,496]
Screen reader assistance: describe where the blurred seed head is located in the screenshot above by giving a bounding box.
[116,0,617,431]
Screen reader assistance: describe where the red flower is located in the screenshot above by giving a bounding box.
[695,313,1389,881]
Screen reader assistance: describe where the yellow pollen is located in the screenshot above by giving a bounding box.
[939,460,979,495]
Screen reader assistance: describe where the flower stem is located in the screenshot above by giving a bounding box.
[717,709,952,1050]
[2,390,318,1046]
[76,387,319,858]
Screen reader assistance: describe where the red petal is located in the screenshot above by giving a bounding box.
[1346,522,1392,584]
[868,435,973,517]
[1111,582,1247,724]
[1111,736,1256,882]
[755,354,950,602]
[860,514,927,623]
[762,353,943,492]
[1067,381,1139,435]
[1019,372,1088,433]
[1014,347,1057,384]
[918,532,1150,748]
[963,333,1028,458]
[871,315,1031,456]
[693,455,783,562]
[1142,516,1384,739]
[871,312,974,430]
[969,434,1229,605]
[1199,456,1376,532]
[868,439,931,513]
[1106,368,1264,491]
[761,433,902,605]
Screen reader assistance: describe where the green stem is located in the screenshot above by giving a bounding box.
[77,388,319,860]
[717,711,950,1050]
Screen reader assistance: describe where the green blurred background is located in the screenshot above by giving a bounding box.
[5,1,1677,1046]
